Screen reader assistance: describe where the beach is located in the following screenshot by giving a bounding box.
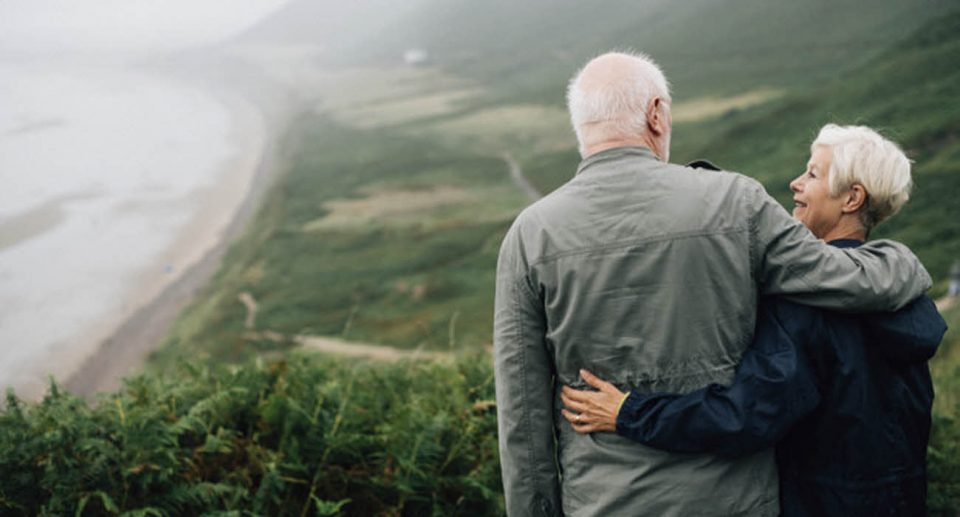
[0,63,271,400]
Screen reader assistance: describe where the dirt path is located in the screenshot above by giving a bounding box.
[501,152,542,201]
[295,335,445,361]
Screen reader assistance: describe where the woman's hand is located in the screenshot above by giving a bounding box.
[561,369,628,434]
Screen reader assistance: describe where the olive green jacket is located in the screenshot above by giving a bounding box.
[493,146,931,516]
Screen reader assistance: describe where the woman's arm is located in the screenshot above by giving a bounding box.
[561,301,822,457]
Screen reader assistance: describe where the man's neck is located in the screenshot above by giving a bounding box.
[583,140,648,158]
[583,135,662,160]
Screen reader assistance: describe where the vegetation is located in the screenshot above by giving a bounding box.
[671,10,960,290]
[152,115,526,368]
[4,3,959,515]
[5,327,958,515]
[0,354,500,516]
[165,12,960,363]
[157,8,960,511]
[929,301,960,516]
[325,0,953,104]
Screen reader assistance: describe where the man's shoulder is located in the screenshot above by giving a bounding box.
[512,183,578,227]
[503,156,769,254]
[687,161,765,192]
[647,158,763,196]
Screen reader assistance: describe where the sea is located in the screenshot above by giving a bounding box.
[0,60,263,398]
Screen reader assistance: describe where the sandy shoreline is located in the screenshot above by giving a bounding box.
[59,92,280,399]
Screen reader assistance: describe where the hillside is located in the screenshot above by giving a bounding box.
[244,0,954,103]
[663,11,960,289]
[3,4,958,516]
[157,8,960,363]
[523,9,960,288]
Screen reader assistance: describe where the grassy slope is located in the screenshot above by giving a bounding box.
[929,300,960,511]
[334,0,953,103]
[152,114,526,366]
[7,5,957,516]
[523,11,960,291]
[157,8,960,364]
[673,12,960,291]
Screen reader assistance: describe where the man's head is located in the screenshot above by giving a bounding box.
[567,51,672,160]
[790,124,912,240]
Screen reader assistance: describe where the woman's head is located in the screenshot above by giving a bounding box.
[790,124,912,240]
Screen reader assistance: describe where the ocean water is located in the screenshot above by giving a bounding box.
[0,62,262,397]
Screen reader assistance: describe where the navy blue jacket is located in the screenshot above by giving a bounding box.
[616,240,947,516]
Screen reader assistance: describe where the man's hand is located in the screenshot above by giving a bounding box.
[560,369,628,434]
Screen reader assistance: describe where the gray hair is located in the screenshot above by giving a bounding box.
[812,124,912,230]
[566,51,671,154]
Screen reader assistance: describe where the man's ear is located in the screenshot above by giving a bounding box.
[841,184,868,214]
[646,97,665,136]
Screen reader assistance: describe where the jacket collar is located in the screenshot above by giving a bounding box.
[576,146,659,176]
[827,239,864,249]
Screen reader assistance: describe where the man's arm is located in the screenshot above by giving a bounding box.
[493,223,561,517]
[745,179,931,311]
[615,301,822,457]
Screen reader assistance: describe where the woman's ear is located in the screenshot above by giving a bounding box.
[842,184,868,214]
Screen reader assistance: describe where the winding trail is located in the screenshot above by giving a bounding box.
[501,152,542,202]
[295,335,445,361]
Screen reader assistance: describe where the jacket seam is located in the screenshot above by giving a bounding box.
[511,280,536,498]
[748,206,759,285]
[530,225,749,268]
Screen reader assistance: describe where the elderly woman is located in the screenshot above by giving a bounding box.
[561,124,947,516]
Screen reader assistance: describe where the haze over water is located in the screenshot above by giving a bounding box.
[0,0,289,397]
[0,62,258,395]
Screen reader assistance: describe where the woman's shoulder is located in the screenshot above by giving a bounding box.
[758,296,829,339]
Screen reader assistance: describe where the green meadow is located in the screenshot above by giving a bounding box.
[2,3,959,515]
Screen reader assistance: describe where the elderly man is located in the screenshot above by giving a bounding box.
[493,52,932,516]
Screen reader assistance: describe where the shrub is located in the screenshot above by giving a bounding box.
[0,354,501,516]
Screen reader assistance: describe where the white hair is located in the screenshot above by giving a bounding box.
[812,124,912,230]
[566,51,671,155]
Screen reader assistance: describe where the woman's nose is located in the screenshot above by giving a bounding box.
[790,176,802,193]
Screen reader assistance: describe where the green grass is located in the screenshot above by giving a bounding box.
[929,301,960,515]
[157,8,960,382]
[152,115,526,369]
[672,12,960,288]
[932,302,960,419]
[331,0,954,105]
[521,12,960,291]
[59,6,960,515]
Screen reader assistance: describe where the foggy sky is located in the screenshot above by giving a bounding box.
[0,0,292,55]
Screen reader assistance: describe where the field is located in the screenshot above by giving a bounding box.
[150,12,960,513]
[3,3,960,515]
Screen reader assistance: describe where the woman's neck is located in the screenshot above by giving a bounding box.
[820,216,867,243]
